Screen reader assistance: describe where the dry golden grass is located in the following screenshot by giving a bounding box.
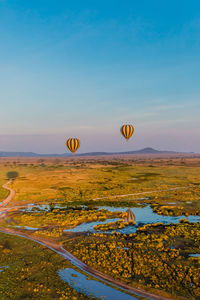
[0,156,199,207]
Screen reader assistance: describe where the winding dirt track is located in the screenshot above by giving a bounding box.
[0,182,175,300]
[93,186,191,200]
[0,180,15,208]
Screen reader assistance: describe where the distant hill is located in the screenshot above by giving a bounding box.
[0,151,40,157]
[0,151,67,157]
[0,147,195,157]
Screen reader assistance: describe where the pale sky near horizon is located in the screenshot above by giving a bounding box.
[0,0,200,153]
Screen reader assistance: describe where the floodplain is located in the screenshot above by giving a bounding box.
[0,155,200,299]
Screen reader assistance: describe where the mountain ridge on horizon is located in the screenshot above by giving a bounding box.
[0,147,196,157]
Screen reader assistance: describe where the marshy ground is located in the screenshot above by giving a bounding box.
[0,155,199,299]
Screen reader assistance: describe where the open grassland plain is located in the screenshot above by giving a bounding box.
[0,155,200,299]
[0,155,200,208]
[0,187,9,203]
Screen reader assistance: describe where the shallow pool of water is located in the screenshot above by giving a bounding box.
[0,266,9,272]
[20,204,51,212]
[189,254,200,257]
[65,205,200,234]
[20,204,86,212]
[13,225,39,231]
[58,268,139,299]
[64,217,121,233]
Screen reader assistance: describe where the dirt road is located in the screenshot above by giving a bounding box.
[0,180,15,208]
[93,186,191,200]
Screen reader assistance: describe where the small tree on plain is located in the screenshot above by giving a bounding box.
[6,171,19,180]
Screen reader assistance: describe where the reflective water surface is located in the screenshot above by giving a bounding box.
[58,268,140,299]
[0,265,9,272]
[65,205,200,233]
[189,254,200,257]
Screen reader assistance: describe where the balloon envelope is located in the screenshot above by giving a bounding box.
[120,124,134,141]
[66,138,80,153]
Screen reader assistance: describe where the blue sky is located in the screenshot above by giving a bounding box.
[0,0,200,153]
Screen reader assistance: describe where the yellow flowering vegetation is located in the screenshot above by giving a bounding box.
[152,202,200,216]
[64,222,200,299]
[6,208,123,238]
[0,232,92,300]
[94,219,135,231]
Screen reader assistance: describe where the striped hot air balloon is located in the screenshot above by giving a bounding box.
[120,124,134,141]
[66,138,80,153]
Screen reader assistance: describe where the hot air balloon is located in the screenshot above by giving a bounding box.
[120,124,134,141]
[66,138,80,153]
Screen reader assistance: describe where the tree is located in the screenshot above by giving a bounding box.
[6,171,19,180]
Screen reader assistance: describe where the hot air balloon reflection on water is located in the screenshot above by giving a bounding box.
[66,138,80,153]
[120,124,134,141]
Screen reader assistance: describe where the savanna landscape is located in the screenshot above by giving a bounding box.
[0,155,200,299]
[1,1,200,299]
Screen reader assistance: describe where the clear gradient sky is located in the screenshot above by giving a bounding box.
[0,0,200,153]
